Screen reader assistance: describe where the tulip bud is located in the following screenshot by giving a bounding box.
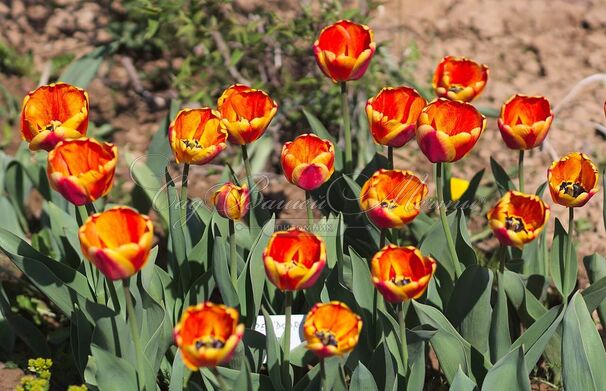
[281,134,335,191]
[497,94,553,150]
[211,182,250,220]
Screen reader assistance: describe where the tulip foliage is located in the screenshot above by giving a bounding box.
[1,18,606,391]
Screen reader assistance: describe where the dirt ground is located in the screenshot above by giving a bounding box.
[1,0,606,387]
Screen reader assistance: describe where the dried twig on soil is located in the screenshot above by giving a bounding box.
[120,56,169,110]
[543,73,606,161]
[210,30,250,85]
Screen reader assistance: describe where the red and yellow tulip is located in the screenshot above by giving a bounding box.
[263,228,326,291]
[21,82,89,151]
[211,182,250,220]
[168,108,227,165]
[313,20,375,82]
[174,302,244,370]
[547,152,599,208]
[497,94,553,150]
[217,84,277,145]
[47,138,117,206]
[366,86,426,147]
[281,134,335,191]
[432,56,488,102]
[359,169,428,229]
[78,206,154,280]
[371,245,437,303]
[487,191,549,248]
[303,301,362,358]
[416,99,486,163]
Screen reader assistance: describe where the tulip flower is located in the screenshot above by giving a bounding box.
[313,20,375,83]
[313,20,375,174]
[371,245,437,303]
[21,82,89,151]
[212,182,250,286]
[281,134,335,191]
[487,191,549,249]
[498,94,553,151]
[263,227,326,374]
[174,302,245,370]
[303,301,362,358]
[450,177,470,201]
[217,84,277,146]
[432,56,488,102]
[359,169,428,229]
[498,94,553,192]
[416,99,486,164]
[263,228,326,292]
[547,152,598,208]
[78,206,154,281]
[47,138,117,206]
[366,86,426,148]
[168,108,227,165]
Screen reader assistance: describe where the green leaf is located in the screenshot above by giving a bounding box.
[168,352,186,391]
[368,341,397,391]
[457,169,485,207]
[449,367,478,391]
[262,307,285,391]
[71,309,93,377]
[490,157,514,196]
[125,151,169,225]
[562,292,606,391]
[413,301,488,384]
[489,273,511,363]
[238,217,274,326]
[302,109,342,171]
[212,227,239,308]
[165,168,190,290]
[90,344,138,391]
[234,360,254,391]
[481,347,530,391]
[446,265,493,356]
[510,304,564,375]
[582,253,606,325]
[350,362,378,391]
[550,218,577,298]
[59,46,109,88]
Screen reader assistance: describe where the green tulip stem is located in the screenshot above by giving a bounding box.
[305,190,314,231]
[518,150,525,193]
[283,290,292,388]
[398,301,409,372]
[321,358,328,391]
[211,367,229,391]
[387,146,394,170]
[340,82,352,175]
[85,202,97,216]
[229,219,237,287]
[123,278,146,387]
[567,207,575,281]
[241,144,254,193]
[436,162,462,278]
[498,245,507,274]
[180,163,190,226]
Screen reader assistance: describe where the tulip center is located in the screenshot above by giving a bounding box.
[448,85,465,93]
[380,200,398,209]
[182,139,204,150]
[43,120,62,132]
[315,330,338,347]
[559,181,586,198]
[194,336,225,350]
[391,276,412,287]
[505,216,526,233]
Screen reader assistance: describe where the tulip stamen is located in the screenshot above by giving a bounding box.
[315,330,338,347]
[448,85,464,93]
[182,139,203,150]
[505,216,526,233]
[380,200,398,209]
[391,276,412,287]
[195,336,226,350]
[559,181,586,198]
[44,120,62,132]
